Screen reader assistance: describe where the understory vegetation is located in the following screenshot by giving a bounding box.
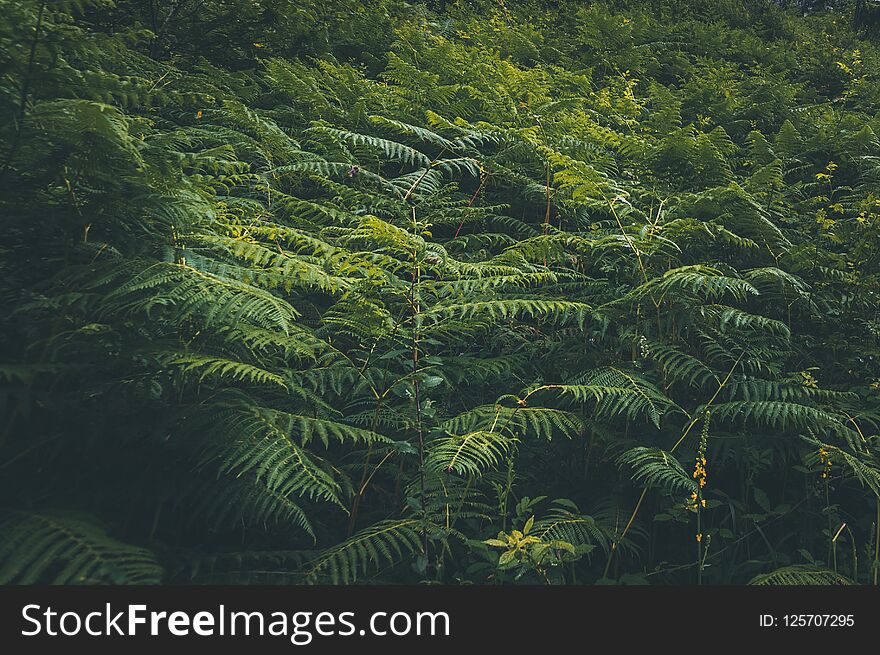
[2,0,880,585]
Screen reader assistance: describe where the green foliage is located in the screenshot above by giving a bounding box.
[749,566,853,586]
[0,512,162,585]
[302,520,425,584]
[617,448,697,495]
[1,0,880,586]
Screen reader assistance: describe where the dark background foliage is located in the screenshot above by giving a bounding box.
[1,0,879,585]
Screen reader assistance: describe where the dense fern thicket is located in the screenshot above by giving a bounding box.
[2,0,880,586]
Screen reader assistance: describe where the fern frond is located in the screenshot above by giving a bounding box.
[0,512,162,585]
[559,367,679,427]
[424,299,591,327]
[749,565,853,586]
[616,447,697,495]
[302,519,423,584]
[427,431,514,477]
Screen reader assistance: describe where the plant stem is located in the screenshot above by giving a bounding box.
[696,504,703,585]
[603,352,742,578]
[409,207,427,560]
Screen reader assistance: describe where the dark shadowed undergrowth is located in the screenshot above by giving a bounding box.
[1,0,880,585]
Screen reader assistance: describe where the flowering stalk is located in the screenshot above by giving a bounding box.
[693,413,710,584]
